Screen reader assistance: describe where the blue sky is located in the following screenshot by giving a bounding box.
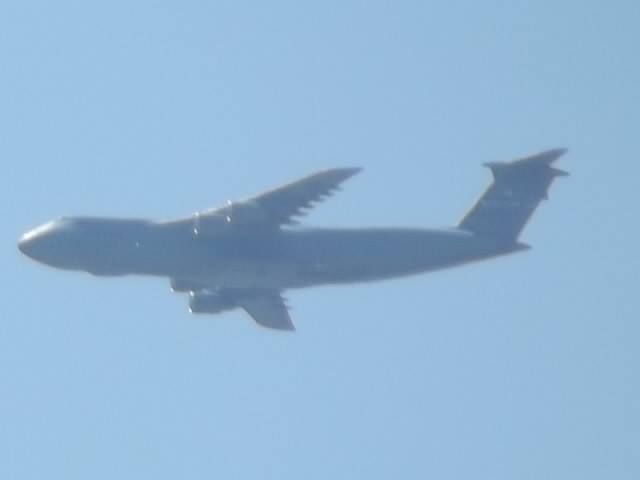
[2,1,638,478]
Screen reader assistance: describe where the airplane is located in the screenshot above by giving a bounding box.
[18,148,568,331]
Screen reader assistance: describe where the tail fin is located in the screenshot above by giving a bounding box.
[458,148,568,242]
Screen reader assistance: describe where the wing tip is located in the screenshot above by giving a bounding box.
[326,166,363,179]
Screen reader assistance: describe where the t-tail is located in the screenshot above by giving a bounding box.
[458,148,568,244]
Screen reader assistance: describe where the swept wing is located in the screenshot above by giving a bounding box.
[194,167,361,233]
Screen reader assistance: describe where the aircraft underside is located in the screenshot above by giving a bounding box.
[171,227,526,291]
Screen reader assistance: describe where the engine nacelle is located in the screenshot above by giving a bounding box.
[192,201,268,238]
[189,292,237,314]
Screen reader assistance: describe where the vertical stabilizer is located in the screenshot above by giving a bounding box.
[458,149,568,242]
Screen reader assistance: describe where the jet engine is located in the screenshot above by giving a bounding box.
[192,201,268,238]
[189,291,237,314]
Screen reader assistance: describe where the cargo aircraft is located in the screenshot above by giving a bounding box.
[18,149,568,330]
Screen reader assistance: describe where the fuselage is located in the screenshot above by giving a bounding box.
[18,216,526,290]
[17,153,567,329]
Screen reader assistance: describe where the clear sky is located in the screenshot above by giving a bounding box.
[2,1,638,478]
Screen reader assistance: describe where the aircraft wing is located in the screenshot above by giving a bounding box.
[188,288,295,331]
[195,168,361,232]
[236,291,295,331]
[246,167,361,226]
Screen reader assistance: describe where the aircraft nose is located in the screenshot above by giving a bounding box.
[18,233,37,257]
[17,223,55,261]
[18,219,83,269]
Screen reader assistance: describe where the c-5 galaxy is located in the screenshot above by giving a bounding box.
[18,149,568,331]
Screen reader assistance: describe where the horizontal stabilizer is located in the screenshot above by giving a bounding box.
[483,148,568,183]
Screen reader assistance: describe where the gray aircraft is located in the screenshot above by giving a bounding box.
[18,149,568,330]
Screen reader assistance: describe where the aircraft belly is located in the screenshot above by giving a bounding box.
[190,261,298,290]
[282,228,493,288]
[293,255,442,286]
[176,228,505,291]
